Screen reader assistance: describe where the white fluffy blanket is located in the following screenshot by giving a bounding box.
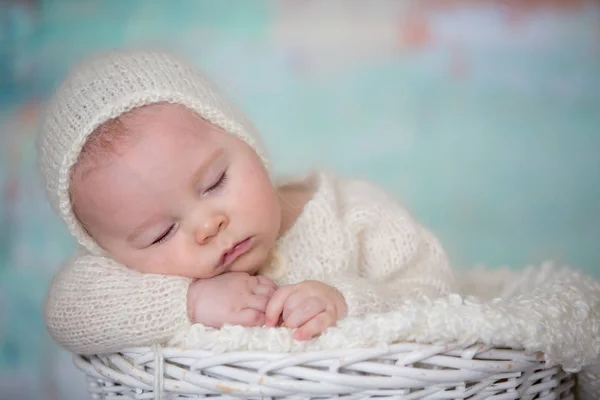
[169,263,600,373]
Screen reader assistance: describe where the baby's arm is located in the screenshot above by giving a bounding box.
[45,249,192,355]
[46,250,279,355]
[330,179,456,316]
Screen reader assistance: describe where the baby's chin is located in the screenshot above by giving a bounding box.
[228,261,262,276]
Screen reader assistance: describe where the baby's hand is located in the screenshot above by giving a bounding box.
[265,281,347,340]
[187,272,277,328]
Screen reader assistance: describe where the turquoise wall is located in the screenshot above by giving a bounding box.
[1,1,598,398]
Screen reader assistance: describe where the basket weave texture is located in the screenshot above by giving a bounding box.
[76,342,575,399]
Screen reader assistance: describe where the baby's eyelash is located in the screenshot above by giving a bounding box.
[153,225,175,245]
[205,171,228,193]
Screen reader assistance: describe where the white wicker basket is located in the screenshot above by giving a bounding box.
[75,342,575,399]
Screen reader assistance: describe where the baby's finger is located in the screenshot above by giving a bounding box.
[279,290,312,322]
[282,297,325,329]
[265,286,295,327]
[252,283,276,298]
[247,294,271,313]
[257,275,277,289]
[234,309,265,327]
[293,311,335,341]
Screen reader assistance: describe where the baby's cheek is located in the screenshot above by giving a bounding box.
[178,240,219,278]
[233,189,272,233]
[168,242,197,277]
[143,254,173,275]
[252,188,281,229]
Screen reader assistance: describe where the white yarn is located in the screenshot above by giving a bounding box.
[37,49,268,255]
[578,363,600,399]
[44,248,192,355]
[170,263,600,374]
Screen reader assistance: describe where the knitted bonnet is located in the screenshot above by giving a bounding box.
[37,49,269,255]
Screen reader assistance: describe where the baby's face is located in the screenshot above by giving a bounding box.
[72,103,282,278]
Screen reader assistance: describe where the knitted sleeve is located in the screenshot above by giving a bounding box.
[44,249,192,355]
[329,179,456,317]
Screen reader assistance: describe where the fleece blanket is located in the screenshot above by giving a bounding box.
[169,263,599,375]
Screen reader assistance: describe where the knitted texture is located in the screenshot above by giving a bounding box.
[44,172,456,355]
[578,363,600,399]
[45,249,192,354]
[170,264,599,375]
[270,173,455,316]
[37,50,268,255]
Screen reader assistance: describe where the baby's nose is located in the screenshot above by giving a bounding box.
[195,214,228,245]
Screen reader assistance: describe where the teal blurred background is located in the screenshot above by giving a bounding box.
[1,0,599,398]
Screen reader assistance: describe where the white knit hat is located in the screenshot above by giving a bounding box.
[37,49,269,255]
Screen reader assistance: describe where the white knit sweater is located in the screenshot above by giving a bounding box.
[45,172,455,355]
